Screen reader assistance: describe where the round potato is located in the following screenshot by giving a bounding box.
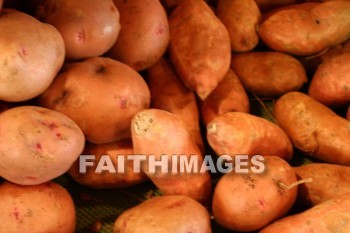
[39,57,150,144]
[0,181,75,233]
[39,0,120,60]
[0,9,65,102]
[114,195,211,233]
[0,106,85,185]
[212,156,298,232]
[108,0,169,71]
[68,139,148,189]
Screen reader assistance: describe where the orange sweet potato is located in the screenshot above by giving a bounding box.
[207,112,293,161]
[168,0,231,100]
[217,0,261,52]
[274,91,350,165]
[131,109,211,204]
[146,58,204,153]
[200,69,250,126]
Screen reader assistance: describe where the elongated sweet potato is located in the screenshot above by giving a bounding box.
[259,1,350,56]
[169,0,231,100]
[231,52,308,97]
[274,91,350,165]
[308,53,350,107]
[294,163,350,206]
[207,112,293,161]
[200,69,250,126]
[260,196,350,233]
[217,0,261,52]
[213,156,298,232]
[114,195,212,233]
[146,58,204,153]
[131,109,211,204]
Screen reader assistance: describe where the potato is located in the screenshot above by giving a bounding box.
[259,1,350,56]
[254,0,297,11]
[131,109,211,204]
[168,0,231,100]
[308,53,350,107]
[0,106,84,185]
[114,195,211,233]
[231,52,308,97]
[39,0,120,60]
[274,91,350,165]
[107,0,169,71]
[146,58,204,153]
[68,139,148,189]
[39,57,150,144]
[212,156,298,232]
[0,181,75,233]
[294,163,350,206]
[0,9,64,102]
[217,0,261,52]
[161,0,187,8]
[260,196,350,233]
[207,112,293,161]
[200,69,250,126]
[0,0,3,11]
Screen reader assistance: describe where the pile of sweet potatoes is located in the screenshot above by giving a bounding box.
[0,0,350,232]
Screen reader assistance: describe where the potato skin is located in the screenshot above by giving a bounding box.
[207,112,293,161]
[231,52,307,97]
[108,0,169,71]
[294,163,350,206]
[274,92,350,165]
[68,139,148,189]
[0,181,75,233]
[260,196,350,233]
[131,109,211,204]
[0,9,65,102]
[0,106,85,185]
[41,0,120,60]
[259,1,350,56]
[200,69,250,126]
[212,156,297,232]
[114,195,211,233]
[217,0,261,52]
[308,53,350,107]
[39,57,150,144]
[169,0,231,100]
[146,58,204,153]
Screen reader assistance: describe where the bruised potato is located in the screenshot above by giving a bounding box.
[39,0,120,60]
[0,181,75,233]
[68,139,148,189]
[114,195,211,233]
[0,106,85,185]
[0,9,65,102]
[39,57,150,144]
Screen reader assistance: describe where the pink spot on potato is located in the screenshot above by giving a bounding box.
[156,25,165,36]
[119,98,128,109]
[258,199,265,208]
[35,143,42,150]
[13,208,20,220]
[76,30,85,43]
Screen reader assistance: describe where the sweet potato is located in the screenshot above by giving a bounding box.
[146,58,204,153]
[113,195,212,233]
[274,91,350,165]
[39,57,150,144]
[200,69,250,126]
[207,112,293,161]
[0,106,85,185]
[212,156,298,232]
[259,1,350,56]
[347,105,350,119]
[0,181,76,233]
[308,53,350,107]
[231,52,308,97]
[131,109,211,204]
[168,0,231,100]
[217,0,261,52]
[39,0,121,60]
[294,163,350,206]
[108,0,169,71]
[260,196,350,233]
[68,139,148,189]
